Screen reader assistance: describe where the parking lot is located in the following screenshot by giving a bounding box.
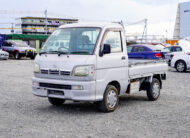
[0,59,190,138]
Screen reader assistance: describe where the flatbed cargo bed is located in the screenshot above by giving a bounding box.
[128,59,168,79]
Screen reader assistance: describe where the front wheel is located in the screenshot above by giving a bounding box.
[99,85,119,112]
[14,52,20,60]
[146,78,161,101]
[48,97,65,106]
[30,55,35,60]
[175,60,187,72]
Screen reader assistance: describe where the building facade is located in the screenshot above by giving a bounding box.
[174,1,190,39]
[15,17,78,34]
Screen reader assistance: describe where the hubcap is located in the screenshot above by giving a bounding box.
[107,90,117,109]
[152,82,160,98]
[177,62,185,72]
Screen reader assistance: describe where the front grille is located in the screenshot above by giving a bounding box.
[41,69,48,74]
[49,70,59,75]
[39,83,71,90]
[60,71,70,76]
[40,69,71,76]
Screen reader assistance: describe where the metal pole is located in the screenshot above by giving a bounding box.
[145,19,147,42]
[45,9,48,34]
[11,23,14,34]
[141,19,147,43]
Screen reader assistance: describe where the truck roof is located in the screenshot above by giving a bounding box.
[59,22,123,29]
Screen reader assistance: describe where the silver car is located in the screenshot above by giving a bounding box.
[0,49,9,60]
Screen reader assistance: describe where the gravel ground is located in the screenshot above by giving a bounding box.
[0,59,190,138]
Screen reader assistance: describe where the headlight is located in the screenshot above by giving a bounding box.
[34,63,40,73]
[72,65,95,77]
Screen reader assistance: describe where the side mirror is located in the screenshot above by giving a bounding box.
[101,44,111,56]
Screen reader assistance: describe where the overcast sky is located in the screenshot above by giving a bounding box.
[0,0,189,38]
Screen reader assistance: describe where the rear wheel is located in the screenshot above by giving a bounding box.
[175,60,187,72]
[99,85,119,112]
[146,78,161,101]
[48,97,65,106]
[14,52,20,59]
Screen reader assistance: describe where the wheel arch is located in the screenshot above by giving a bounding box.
[153,74,162,89]
[107,81,121,95]
[14,50,19,54]
[175,59,187,68]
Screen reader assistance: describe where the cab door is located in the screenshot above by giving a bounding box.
[96,29,128,98]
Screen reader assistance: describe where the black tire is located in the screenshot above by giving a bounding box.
[99,85,119,113]
[175,60,187,72]
[14,52,20,60]
[48,97,65,106]
[30,56,35,60]
[146,78,161,101]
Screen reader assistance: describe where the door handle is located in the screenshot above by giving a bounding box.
[121,56,126,60]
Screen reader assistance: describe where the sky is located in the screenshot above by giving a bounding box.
[0,0,190,38]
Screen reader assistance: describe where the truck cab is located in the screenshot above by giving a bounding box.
[32,22,167,112]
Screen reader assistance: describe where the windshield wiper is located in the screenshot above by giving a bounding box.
[39,51,60,55]
[39,51,48,55]
[48,51,68,56]
[58,51,68,56]
[70,51,90,54]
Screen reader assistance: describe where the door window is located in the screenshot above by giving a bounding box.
[164,47,171,52]
[102,31,122,53]
[132,47,144,52]
[173,47,182,52]
[127,46,133,53]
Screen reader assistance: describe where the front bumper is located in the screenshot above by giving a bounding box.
[32,77,96,101]
[0,55,9,59]
[20,52,36,57]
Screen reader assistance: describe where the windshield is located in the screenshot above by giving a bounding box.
[11,41,29,47]
[41,27,101,55]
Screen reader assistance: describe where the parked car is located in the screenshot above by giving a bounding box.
[164,46,182,53]
[1,40,37,59]
[163,46,183,65]
[170,52,190,72]
[127,44,166,59]
[0,49,9,60]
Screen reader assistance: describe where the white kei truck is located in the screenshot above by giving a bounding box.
[32,22,168,112]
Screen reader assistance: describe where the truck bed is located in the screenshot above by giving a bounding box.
[128,59,168,79]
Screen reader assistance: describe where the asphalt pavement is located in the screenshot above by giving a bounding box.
[0,59,190,138]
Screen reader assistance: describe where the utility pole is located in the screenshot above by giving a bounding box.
[145,19,147,41]
[44,9,48,35]
[142,19,147,43]
[165,30,168,40]
[11,23,14,34]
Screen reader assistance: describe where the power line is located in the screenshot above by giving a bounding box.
[0,10,77,19]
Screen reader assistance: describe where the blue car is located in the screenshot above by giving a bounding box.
[127,44,166,59]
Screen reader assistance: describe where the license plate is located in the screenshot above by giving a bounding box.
[48,90,64,95]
